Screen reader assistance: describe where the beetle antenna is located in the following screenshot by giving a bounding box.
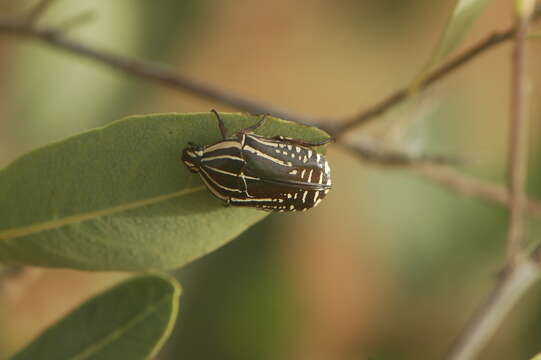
[241,114,267,134]
[211,109,228,139]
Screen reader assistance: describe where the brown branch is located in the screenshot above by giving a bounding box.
[331,4,541,138]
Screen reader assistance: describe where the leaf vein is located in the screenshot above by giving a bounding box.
[69,294,173,360]
[0,186,205,241]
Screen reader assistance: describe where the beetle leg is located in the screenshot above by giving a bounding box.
[211,109,228,139]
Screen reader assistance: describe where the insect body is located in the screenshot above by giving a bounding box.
[182,110,332,212]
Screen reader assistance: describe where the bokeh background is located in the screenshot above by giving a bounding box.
[1,0,541,359]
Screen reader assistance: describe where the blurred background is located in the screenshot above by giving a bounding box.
[1,0,541,359]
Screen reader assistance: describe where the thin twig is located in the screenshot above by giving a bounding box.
[2,6,541,135]
[24,0,55,27]
[414,165,541,217]
[506,4,532,264]
[331,5,541,138]
[345,144,541,217]
[0,19,315,127]
[445,3,537,359]
[445,259,541,360]
[340,140,461,167]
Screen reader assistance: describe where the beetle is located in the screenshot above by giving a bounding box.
[181,110,331,212]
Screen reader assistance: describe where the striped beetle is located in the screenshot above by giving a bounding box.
[181,110,331,212]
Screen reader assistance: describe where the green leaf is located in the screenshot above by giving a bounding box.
[9,274,180,360]
[412,0,492,87]
[0,112,330,271]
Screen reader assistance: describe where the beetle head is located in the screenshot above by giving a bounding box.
[181,142,203,173]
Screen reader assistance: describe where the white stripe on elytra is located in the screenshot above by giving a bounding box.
[324,161,330,175]
[313,190,319,203]
[241,133,246,147]
[302,190,309,203]
[244,145,291,166]
[204,165,260,180]
[202,155,244,162]
[204,141,241,153]
[230,197,276,202]
[200,168,243,193]
[307,169,313,183]
[198,173,228,201]
[249,136,279,147]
